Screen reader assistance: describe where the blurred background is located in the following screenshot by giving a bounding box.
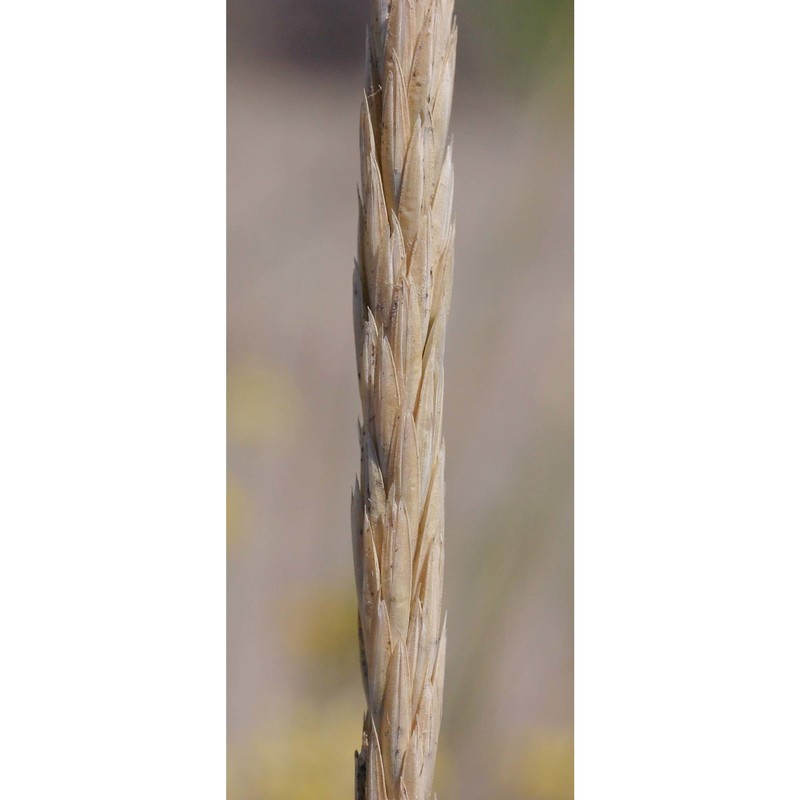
[228,1,572,798]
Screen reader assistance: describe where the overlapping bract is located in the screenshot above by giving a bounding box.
[352,2,456,799]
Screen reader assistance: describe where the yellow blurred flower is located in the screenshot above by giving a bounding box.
[282,584,360,695]
[227,474,250,548]
[498,728,574,800]
[229,701,360,800]
[227,360,298,445]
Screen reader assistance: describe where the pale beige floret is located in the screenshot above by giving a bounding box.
[352,2,456,799]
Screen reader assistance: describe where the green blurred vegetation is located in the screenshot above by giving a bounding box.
[460,0,573,90]
[229,0,573,92]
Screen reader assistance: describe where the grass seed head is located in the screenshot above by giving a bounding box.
[353,2,456,799]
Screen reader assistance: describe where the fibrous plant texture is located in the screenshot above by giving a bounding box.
[351,1,456,799]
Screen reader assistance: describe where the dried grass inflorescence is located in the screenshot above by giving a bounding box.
[352,2,456,799]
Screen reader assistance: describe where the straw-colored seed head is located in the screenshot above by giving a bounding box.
[353,2,456,799]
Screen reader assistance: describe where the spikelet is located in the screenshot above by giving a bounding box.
[353,2,456,799]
